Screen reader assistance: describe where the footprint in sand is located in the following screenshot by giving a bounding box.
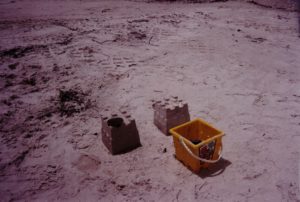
[74,154,101,173]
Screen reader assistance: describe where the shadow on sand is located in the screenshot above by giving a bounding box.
[196,158,231,179]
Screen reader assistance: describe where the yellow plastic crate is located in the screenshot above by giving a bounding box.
[170,118,225,173]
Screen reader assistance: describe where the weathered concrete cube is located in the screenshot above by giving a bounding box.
[152,96,190,135]
[101,112,141,155]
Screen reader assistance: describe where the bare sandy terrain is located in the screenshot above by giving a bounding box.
[248,0,299,11]
[0,0,299,201]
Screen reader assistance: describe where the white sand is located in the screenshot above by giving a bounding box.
[0,0,299,201]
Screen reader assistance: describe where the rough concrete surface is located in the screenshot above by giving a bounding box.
[0,0,299,201]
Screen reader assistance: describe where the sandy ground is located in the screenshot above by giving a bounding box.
[0,0,300,201]
[248,0,299,11]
